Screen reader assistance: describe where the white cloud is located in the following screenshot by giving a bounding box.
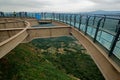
[0,0,120,12]
[41,0,95,12]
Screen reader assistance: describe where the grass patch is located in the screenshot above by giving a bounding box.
[0,36,105,80]
[0,43,74,80]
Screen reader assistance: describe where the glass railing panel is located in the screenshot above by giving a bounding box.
[79,16,87,32]
[66,20,69,24]
[103,19,119,33]
[88,17,94,26]
[63,16,66,22]
[49,14,53,19]
[81,16,87,25]
[80,24,86,32]
[87,26,96,38]
[75,23,79,28]
[76,15,80,23]
[96,31,114,50]
[94,17,101,26]
[75,16,81,27]
[71,22,74,26]
[66,15,70,24]
[113,40,120,59]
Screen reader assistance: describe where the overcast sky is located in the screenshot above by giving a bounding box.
[0,0,120,12]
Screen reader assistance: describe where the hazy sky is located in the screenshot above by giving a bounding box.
[0,0,120,12]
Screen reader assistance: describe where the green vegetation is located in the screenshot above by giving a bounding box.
[0,36,105,80]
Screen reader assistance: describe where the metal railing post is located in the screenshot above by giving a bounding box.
[65,15,67,24]
[93,16,96,25]
[109,20,120,56]
[52,13,53,20]
[60,14,61,21]
[93,17,104,42]
[60,14,62,21]
[61,14,62,22]
[59,14,60,22]
[57,13,59,21]
[54,13,56,20]
[85,16,91,35]
[45,13,46,19]
[70,14,72,26]
[74,14,76,28]
[53,13,54,20]
[68,15,70,25]
[101,15,106,28]
[79,15,82,31]
[56,14,58,20]
[62,14,64,22]
[66,15,68,24]
[63,14,65,22]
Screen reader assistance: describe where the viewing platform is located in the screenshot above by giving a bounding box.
[0,13,120,80]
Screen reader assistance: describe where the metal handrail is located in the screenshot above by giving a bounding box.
[44,12,120,59]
